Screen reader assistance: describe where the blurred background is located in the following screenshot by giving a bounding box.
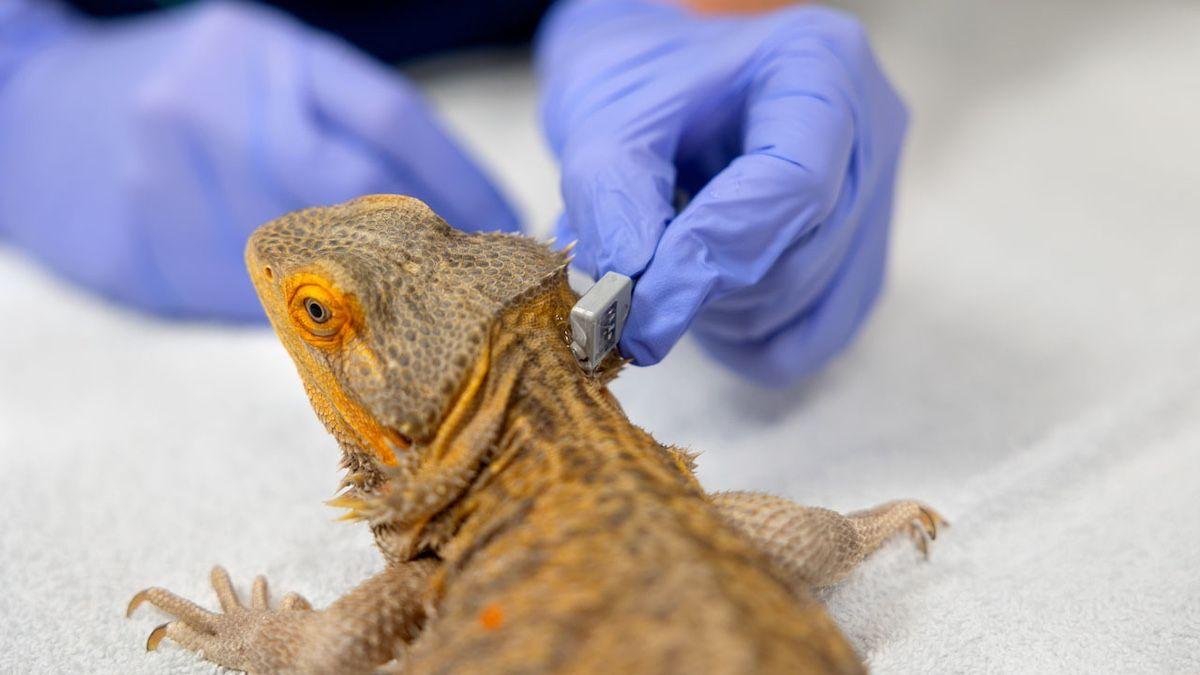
[1,0,1198,672]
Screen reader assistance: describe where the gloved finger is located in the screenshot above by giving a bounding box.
[622,47,856,364]
[558,137,677,280]
[687,193,859,344]
[126,102,277,319]
[692,189,890,386]
[263,89,400,208]
[120,31,397,319]
[305,35,519,233]
[691,16,905,343]
[164,15,420,217]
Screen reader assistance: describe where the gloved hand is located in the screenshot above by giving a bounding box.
[0,0,518,319]
[537,0,907,386]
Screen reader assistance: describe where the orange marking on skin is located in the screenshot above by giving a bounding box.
[479,603,505,631]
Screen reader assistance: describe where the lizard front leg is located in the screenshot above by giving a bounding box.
[128,559,436,674]
[712,491,947,590]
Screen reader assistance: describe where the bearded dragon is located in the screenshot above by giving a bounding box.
[126,195,945,674]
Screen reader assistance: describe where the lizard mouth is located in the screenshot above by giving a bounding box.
[324,392,413,466]
[376,427,413,465]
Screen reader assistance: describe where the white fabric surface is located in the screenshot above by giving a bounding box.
[2,1,1198,672]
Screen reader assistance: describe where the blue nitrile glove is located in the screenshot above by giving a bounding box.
[0,0,518,320]
[537,1,907,386]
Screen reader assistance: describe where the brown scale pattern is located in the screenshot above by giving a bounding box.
[127,195,946,674]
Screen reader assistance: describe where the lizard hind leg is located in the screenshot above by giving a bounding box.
[712,491,947,590]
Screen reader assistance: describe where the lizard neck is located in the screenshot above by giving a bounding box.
[369,276,691,563]
[436,279,703,547]
[500,281,642,456]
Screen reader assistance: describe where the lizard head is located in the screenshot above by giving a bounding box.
[245,194,566,467]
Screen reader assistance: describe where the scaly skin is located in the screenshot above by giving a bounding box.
[127,195,945,674]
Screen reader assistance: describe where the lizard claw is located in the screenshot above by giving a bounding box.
[125,591,146,619]
[145,623,170,652]
[909,526,930,559]
[919,505,949,539]
[905,504,948,560]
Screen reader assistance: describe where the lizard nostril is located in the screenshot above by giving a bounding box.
[263,266,274,280]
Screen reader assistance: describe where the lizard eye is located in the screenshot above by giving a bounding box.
[304,297,330,324]
[287,280,351,344]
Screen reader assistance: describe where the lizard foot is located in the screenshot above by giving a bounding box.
[851,500,949,560]
[714,492,949,589]
[127,566,316,672]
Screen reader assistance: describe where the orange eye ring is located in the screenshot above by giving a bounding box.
[288,281,350,344]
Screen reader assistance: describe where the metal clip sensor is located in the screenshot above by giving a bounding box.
[569,271,632,374]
